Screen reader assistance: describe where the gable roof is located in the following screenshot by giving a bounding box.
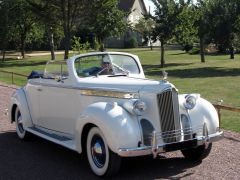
[119,0,147,15]
[119,0,135,12]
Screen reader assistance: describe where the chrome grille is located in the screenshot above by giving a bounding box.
[157,89,180,143]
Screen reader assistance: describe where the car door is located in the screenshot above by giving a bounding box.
[37,61,78,135]
[24,78,41,124]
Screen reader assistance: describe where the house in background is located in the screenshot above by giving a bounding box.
[105,0,148,48]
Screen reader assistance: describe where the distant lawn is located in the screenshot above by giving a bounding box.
[0,48,240,132]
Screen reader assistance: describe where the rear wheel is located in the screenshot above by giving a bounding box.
[15,107,29,140]
[86,127,121,177]
[181,143,212,161]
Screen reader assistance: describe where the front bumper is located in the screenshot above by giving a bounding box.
[118,131,223,157]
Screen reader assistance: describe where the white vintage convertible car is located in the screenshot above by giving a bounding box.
[8,52,223,177]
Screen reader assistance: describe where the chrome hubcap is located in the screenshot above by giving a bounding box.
[91,135,106,168]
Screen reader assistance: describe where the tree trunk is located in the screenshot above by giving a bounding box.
[49,28,55,60]
[149,35,153,50]
[64,31,71,59]
[62,0,71,60]
[2,50,5,62]
[20,34,26,59]
[64,38,70,59]
[20,43,25,59]
[200,36,205,63]
[229,46,234,59]
[160,40,165,68]
[99,38,105,52]
[99,43,105,52]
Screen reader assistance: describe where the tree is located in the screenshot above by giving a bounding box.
[151,0,182,67]
[193,0,210,63]
[174,1,198,52]
[0,0,9,61]
[29,0,88,59]
[0,0,41,60]
[134,17,155,50]
[8,0,41,59]
[58,0,87,59]
[88,0,127,51]
[205,0,240,59]
[27,0,65,60]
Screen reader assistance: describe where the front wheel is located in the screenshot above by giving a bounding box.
[181,143,212,161]
[86,127,121,177]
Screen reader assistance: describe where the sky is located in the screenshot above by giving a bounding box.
[143,0,155,14]
[143,0,198,14]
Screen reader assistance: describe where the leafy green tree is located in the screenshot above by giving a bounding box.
[27,0,63,60]
[151,0,182,67]
[174,2,198,52]
[205,0,240,59]
[193,0,210,62]
[88,0,127,51]
[0,0,41,59]
[0,0,10,61]
[134,17,156,50]
[9,0,41,59]
[28,0,88,59]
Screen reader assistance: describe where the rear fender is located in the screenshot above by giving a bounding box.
[8,88,33,128]
[75,102,142,154]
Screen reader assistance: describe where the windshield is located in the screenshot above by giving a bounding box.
[74,54,140,77]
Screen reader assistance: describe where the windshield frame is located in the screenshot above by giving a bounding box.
[74,53,141,78]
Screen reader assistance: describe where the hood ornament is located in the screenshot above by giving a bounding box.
[162,70,168,80]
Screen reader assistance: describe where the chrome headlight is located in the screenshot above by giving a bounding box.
[133,100,147,115]
[123,99,147,116]
[184,95,198,110]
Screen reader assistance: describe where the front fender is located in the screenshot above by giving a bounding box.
[187,97,219,135]
[8,87,33,128]
[75,102,142,154]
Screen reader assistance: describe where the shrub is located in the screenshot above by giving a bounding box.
[72,36,91,54]
[189,47,200,55]
[183,44,193,52]
[124,37,138,48]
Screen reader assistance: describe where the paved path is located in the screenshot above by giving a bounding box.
[0,83,240,179]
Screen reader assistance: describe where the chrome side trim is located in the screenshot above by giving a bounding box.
[118,131,223,157]
[28,81,139,99]
[80,89,139,99]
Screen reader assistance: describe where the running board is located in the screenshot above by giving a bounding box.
[26,127,76,151]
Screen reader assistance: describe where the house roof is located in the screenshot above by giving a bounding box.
[119,0,147,15]
[119,0,135,12]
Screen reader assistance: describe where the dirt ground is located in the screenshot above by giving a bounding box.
[0,83,240,180]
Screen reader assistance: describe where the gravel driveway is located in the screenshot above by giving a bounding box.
[0,83,239,180]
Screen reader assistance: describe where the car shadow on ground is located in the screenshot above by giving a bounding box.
[0,132,201,180]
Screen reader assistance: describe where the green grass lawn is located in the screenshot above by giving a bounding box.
[0,48,240,132]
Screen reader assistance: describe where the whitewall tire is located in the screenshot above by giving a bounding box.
[86,127,121,177]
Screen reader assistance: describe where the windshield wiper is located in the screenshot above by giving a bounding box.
[112,63,130,75]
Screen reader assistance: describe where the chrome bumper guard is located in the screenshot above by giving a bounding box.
[118,131,224,157]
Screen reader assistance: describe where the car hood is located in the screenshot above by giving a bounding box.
[75,76,174,93]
